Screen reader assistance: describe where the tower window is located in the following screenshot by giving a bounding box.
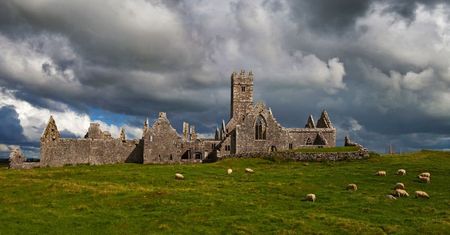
[241,86,245,92]
[255,115,267,140]
[289,143,293,150]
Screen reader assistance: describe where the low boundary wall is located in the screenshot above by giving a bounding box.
[221,149,370,161]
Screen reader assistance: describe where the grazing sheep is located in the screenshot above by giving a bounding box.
[245,168,254,173]
[393,189,409,197]
[419,172,431,178]
[227,168,233,174]
[375,170,386,176]
[346,183,358,191]
[418,175,430,183]
[415,191,430,199]
[385,195,397,200]
[175,173,184,180]
[305,193,316,202]
[396,169,406,176]
[394,182,405,190]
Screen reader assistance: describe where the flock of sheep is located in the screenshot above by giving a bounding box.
[375,169,431,200]
[174,167,431,202]
[302,169,431,202]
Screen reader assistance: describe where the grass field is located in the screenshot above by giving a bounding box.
[0,150,449,234]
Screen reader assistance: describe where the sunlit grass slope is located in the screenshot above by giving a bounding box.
[0,150,449,234]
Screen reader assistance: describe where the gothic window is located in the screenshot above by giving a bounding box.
[241,86,246,92]
[305,137,313,145]
[255,115,267,140]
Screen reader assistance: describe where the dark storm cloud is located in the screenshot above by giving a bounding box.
[0,0,449,153]
[288,0,449,33]
[0,106,26,144]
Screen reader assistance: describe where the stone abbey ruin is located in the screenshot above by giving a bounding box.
[38,70,338,167]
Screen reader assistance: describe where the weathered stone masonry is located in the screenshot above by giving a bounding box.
[39,70,337,166]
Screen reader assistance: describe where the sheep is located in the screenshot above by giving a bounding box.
[305,193,316,202]
[393,189,409,197]
[227,168,233,174]
[385,195,397,200]
[415,191,430,199]
[419,172,431,178]
[418,175,430,183]
[375,170,386,176]
[394,182,405,190]
[396,169,406,176]
[346,183,358,191]
[175,173,184,180]
[245,168,254,173]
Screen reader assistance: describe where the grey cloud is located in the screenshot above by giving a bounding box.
[0,106,26,144]
[288,0,449,34]
[0,0,449,153]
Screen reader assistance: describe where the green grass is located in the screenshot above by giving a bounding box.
[0,150,449,234]
[291,146,360,153]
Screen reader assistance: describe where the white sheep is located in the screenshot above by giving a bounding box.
[385,195,397,200]
[227,168,233,174]
[396,169,406,176]
[418,175,430,183]
[346,183,358,191]
[419,172,431,178]
[393,189,409,197]
[245,168,254,173]
[175,173,184,180]
[394,182,405,190]
[305,193,316,202]
[415,191,430,199]
[375,170,386,176]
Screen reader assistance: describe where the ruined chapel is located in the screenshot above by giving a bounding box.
[40,70,336,166]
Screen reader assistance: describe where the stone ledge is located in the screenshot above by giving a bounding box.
[221,149,369,162]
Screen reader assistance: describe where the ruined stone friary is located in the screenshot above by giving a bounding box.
[40,70,336,166]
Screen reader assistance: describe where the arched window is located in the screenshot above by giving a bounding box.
[255,115,267,140]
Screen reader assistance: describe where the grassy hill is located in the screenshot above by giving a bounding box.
[0,150,449,234]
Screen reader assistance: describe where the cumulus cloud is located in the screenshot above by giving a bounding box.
[0,88,143,143]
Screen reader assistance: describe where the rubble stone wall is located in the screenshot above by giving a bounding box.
[222,149,369,161]
[40,139,142,167]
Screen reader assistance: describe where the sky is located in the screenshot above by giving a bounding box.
[0,0,449,157]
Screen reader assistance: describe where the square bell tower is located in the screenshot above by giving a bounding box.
[230,70,254,121]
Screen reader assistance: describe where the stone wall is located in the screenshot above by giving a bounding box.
[222,149,369,162]
[229,102,336,154]
[8,148,40,169]
[287,128,336,148]
[41,139,143,167]
[143,112,183,163]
